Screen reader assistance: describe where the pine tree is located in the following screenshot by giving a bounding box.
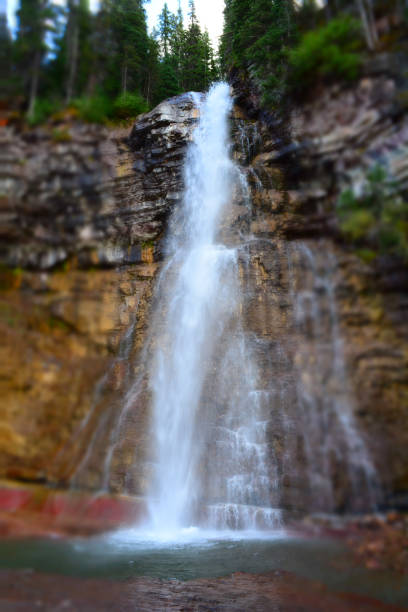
[154,57,180,103]
[169,4,185,90]
[0,13,13,99]
[246,0,295,106]
[64,0,92,103]
[15,0,57,117]
[201,30,219,89]
[221,0,296,108]
[158,3,172,58]
[144,36,160,105]
[180,0,207,91]
[107,0,149,95]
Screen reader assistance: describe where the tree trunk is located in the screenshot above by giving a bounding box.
[356,0,377,50]
[145,71,151,105]
[365,0,378,46]
[65,5,79,105]
[122,58,128,95]
[325,0,333,22]
[27,50,41,119]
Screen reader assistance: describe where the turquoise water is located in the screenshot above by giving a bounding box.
[0,531,407,607]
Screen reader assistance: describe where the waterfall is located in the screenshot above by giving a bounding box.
[285,242,380,512]
[146,83,280,533]
[72,82,379,531]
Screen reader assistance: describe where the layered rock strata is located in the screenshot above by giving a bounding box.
[0,68,407,515]
[0,97,199,490]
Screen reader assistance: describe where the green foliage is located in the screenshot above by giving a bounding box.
[15,0,59,116]
[27,98,61,126]
[289,16,363,87]
[0,15,16,99]
[153,58,181,105]
[337,165,408,261]
[7,0,219,125]
[295,0,320,33]
[221,0,296,109]
[107,0,150,95]
[51,128,72,142]
[339,208,376,241]
[356,249,378,264]
[72,94,113,123]
[155,0,219,96]
[48,316,70,332]
[112,92,148,119]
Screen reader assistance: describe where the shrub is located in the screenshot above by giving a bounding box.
[289,16,363,87]
[340,209,376,241]
[27,98,61,126]
[356,248,377,264]
[337,164,408,261]
[72,94,113,124]
[112,92,148,120]
[51,128,72,143]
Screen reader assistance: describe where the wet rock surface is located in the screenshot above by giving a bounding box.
[287,71,408,506]
[229,65,408,511]
[0,95,198,491]
[0,95,199,270]
[0,568,404,612]
[0,74,407,515]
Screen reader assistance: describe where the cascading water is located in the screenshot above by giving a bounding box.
[66,83,380,532]
[146,83,280,533]
[285,242,380,512]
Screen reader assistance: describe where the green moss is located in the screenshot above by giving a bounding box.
[340,210,376,241]
[356,249,377,264]
[141,239,155,249]
[51,128,72,143]
[0,302,20,327]
[0,265,23,290]
[48,316,70,332]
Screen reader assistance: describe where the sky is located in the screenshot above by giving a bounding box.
[5,0,225,46]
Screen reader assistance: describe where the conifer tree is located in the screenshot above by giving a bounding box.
[169,4,185,90]
[0,13,13,98]
[15,0,57,117]
[64,0,93,103]
[108,0,149,94]
[181,0,207,91]
[221,0,296,108]
[144,36,160,104]
[158,3,172,57]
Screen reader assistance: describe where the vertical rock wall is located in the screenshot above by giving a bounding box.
[1,80,407,513]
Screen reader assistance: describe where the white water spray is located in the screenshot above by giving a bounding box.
[147,84,279,533]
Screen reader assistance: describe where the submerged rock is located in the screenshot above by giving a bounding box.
[0,568,402,611]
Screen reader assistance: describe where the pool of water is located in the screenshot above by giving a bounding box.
[0,530,407,607]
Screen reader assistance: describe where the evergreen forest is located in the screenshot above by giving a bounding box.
[1,0,407,125]
[1,0,219,124]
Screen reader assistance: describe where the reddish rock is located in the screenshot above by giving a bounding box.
[0,482,147,537]
[0,568,404,612]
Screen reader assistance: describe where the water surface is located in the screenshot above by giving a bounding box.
[0,532,407,607]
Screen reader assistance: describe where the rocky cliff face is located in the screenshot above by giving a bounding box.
[287,58,408,509]
[0,97,198,489]
[230,56,408,511]
[0,69,407,514]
